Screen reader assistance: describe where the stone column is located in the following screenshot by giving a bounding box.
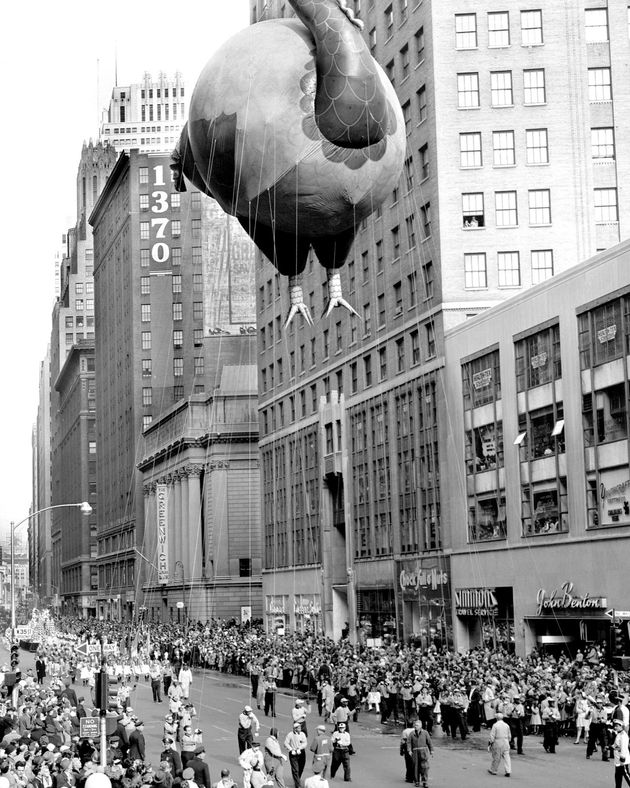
[180,471,190,585]
[188,466,203,581]
[172,474,182,573]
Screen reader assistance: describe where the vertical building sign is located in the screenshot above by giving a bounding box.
[156,484,169,584]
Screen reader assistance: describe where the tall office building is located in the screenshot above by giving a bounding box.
[90,151,258,621]
[100,72,187,154]
[249,0,630,640]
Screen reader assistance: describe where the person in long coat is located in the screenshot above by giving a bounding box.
[407,720,433,788]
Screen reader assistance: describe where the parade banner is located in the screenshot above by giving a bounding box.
[156,484,169,584]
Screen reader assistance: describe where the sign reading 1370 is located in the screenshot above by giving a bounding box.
[150,164,170,264]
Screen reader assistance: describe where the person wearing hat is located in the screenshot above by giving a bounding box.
[309,725,332,778]
[587,696,610,761]
[182,767,200,788]
[55,757,74,788]
[264,727,288,788]
[161,737,183,778]
[239,740,265,788]
[303,760,329,788]
[285,720,308,788]
[238,705,261,754]
[542,697,560,754]
[187,745,212,788]
[331,699,351,733]
[330,721,353,783]
[153,769,171,788]
[129,720,146,762]
[291,699,311,736]
[487,712,511,778]
[612,718,630,788]
[506,695,524,755]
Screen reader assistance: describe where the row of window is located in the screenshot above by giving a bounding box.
[74,282,94,295]
[140,87,184,100]
[261,325,436,434]
[65,315,94,328]
[65,331,95,345]
[139,218,202,240]
[139,273,204,297]
[75,299,94,311]
[139,104,185,123]
[463,250,553,290]
[139,247,203,267]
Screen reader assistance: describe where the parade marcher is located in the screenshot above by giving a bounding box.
[264,728,287,788]
[263,677,278,718]
[161,737,183,777]
[506,695,525,755]
[240,740,266,788]
[35,656,46,686]
[181,724,198,769]
[291,699,311,736]
[303,762,329,788]
[587,696,610,761]
[330,721,352,783]
[416,685,434,735]
[178,664,193,700]
[407,719,432,788]
[400,724,415,784]
[238,706,261,754]
[487,712,511,777]
[542,697,560,754]
[285,721,308,788]
[214,769,238,788]
[150,660,164,703]
[574,692,591,744]
[309,725,332,779]
[612,719,630,788]
[330,699,351,733]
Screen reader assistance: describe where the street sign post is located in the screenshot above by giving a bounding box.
[80,717,101,739]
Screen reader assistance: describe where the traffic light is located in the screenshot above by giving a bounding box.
[94,670,108,711]
[10,644,18,669]
[613,623,625,654]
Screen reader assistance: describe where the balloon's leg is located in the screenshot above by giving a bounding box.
[284,276,314,329]
[322,270,360,319]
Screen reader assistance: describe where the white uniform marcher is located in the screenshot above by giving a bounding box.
[488,713,512,777]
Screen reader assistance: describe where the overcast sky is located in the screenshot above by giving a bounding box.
[0,1,249,533]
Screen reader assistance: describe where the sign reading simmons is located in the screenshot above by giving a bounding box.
[455,588,498,617]
[536,581,606,616]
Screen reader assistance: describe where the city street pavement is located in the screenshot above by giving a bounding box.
[3,645,614,787]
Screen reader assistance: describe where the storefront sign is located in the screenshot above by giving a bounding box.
[455,587,498,617]
[399,565,448,593]
[156,484,169,584]
[266,596,287,614]
[397,557,451,610]
[536,581,606,616]
[294,595,321,616]
[600,471,630,526]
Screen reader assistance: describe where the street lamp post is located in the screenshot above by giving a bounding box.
[174,561,185,627]
[10,502,92,692]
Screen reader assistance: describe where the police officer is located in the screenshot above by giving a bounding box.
[310,724,332,778]
[330,722,352,782]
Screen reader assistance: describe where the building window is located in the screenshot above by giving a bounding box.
[426,323,436,358]
[419,143,429,179]
[350,362,358,394]
[172,274,182,294]
[457,73,480,108]
[193,301,203,320]
[585,8,608,42]
[415,27,425,63]
[396,338,405,372]
[462,193,484,228]
[521,9,543,45]
[171,220,181,238]
[75,299,84,311]
[194,356,204,375]
[173,330,183,348]
[421,202,431,238]
[394,280,403,313]
[466,421,504,474]
[526,128,549,164]
[493,130,515,166]
[402,100,411,135]
[515,323,561,391]
[364,355,372,387]
[488,11,510,47]
[173,385,184,401]
[139,194,149,212]
[140,222,150,240]
[378,293,386,326]
[523,69,546,104]
[416,85,427,122]
[141,331,151,350]
[460,132,482,167]
[139,167,149,184]
[528,189,551,225]
[491,71,513,106]
[422,261,434,300]
[172,303,183,321]
[464,253,487,289]
[142,387,152,406]
[531,249,554,283]
[385,3,393,36]
[411,330,420,364]
[190,247,201,266]
[400,44,409,81]
[369,26,376,54]
[141,304,151,322]
[142,359,152,377]
[455,13,477,48]
[518,402,565,459]
[193,328,203,346]
[406,215,416,250]
[591,127,615,159]
[86,299,94,311]
[140,276,150,295]
[594,188,618,221]
[193,273,203,291]
[497,251,521,287]
[173,358,184,377]
[495,191,518,227]
[171,192,181,211]
[522,479,568,536]
[143,415,153,431]
[588,68,612,101]
[140,249,150,267]
[379,347,387,380]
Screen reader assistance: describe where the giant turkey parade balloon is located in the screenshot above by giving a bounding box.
[171,0,406,327]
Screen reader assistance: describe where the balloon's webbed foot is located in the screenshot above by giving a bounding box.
[284,302,314,329]
[284,276,314,329]
[322,270,360,319]
[322,297,360,319]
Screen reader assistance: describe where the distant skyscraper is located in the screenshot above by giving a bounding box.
[100,72,187,154]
